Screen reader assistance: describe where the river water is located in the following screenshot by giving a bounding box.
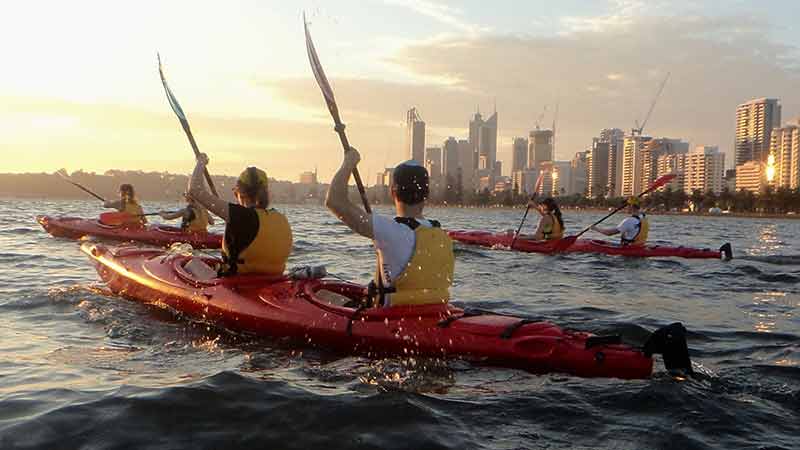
[0,198,797,449]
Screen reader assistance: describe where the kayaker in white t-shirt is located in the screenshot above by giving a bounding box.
[591,196,649,246]
[325,148,454,308]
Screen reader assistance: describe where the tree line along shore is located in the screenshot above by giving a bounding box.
[3,170,800,217]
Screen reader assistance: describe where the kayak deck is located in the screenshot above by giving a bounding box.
[80,242,676,379]
[37,215,222,249]
[448,230,731,260]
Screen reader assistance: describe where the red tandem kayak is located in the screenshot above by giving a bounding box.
[448,230,732,260]
[80,242,693,379]
[38,215,222,249]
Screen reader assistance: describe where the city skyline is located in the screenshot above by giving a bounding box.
[1,1,799,182]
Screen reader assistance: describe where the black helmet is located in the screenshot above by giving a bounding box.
[392,160,429,205]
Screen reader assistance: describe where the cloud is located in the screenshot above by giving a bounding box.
[381,0,488,35]
[335,12,800,166]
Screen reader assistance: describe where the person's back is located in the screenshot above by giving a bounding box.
[326,151,454,307]
[590,197,648,246]
[187,156,292,278]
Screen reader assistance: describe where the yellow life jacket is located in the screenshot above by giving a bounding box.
[121,200,146,226]
[542,213,564,240]
[376,218,455,306]
[182,205,210,233]
[621,213,649,246]
[222,209,292,276]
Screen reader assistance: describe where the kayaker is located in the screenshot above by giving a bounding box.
[325,148,454,307]
[186,153,292,278]
[528,197,564,241]
[157,192,215,233]
[591,196,649,246]
[102,184,146,226]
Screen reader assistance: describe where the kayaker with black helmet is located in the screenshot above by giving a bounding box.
[591,196,649,246]
[102,184,146,226]
[325,148,454,307]
[186,153,292,278]
[157,192,215,233]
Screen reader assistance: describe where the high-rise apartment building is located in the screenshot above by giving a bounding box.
[640,138,689,190]
[656,153,687,192]
[769,119,800,189]
[569,151,588,196]
[684,146,725,194]
[598,128,625,196]
[620,135,652,197]
[406,108,426,163]
[735,160,766,193]
[512,137,528,172]
[735,98,781,166]
[586,140,610,198]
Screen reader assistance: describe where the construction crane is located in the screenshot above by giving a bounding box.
[534,105,547,130]
[632,72,670,136]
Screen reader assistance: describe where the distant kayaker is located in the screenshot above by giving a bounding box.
[102,184,146,226]
[591,196,649,246]
[528,197,564,241]
[186,153,292,279]
[326,148,454,307]
[157,192,215,233]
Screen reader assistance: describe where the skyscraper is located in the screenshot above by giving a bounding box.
[406,108,426,163]
[586,140,609,198]
[684,146,725,194]
[656,153,687,192]
[457,139,476,193]
[569,151,588,196]
[528,128,554,168]
[479,111,498,170]
[735,98,781,166]
[511,137,528,172]
[442,137,460,179]
[424,147,442,180]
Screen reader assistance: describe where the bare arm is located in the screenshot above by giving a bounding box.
[188,153,230,222]
[103,200,123,210]
[325,148,373,239]
[591,225,619,236]
[159,208,187,220]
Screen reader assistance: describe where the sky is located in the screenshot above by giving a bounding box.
[1,0,799,183]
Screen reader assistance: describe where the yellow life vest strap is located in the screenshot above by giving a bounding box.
[621,213,646,246]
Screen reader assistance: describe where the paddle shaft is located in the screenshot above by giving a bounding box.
[59,176,106,202]
[573,175,674,240]
[510,172,545,248]
[181,121,218,198]
[334,124,371,214]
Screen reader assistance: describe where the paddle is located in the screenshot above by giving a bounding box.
[303,15,371,213]
[552,173,678,252]
[55,170,106,202]
[157,54,218,197]
[510,171,545,249]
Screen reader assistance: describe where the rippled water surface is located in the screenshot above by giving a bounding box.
[1,198,798,449]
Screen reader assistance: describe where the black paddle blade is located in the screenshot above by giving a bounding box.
[720,243,733,261]
[643,322,693,376]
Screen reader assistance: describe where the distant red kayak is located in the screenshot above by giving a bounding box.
[448,230,732,260]
[78,242,695,379]
[37,215,222,249]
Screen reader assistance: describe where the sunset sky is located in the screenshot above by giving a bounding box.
[1,0,798,183]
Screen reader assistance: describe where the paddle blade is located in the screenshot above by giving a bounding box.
[552,235,578,253]
[646,173,677,193]
[157,53,188,122]
[303,14,340,122]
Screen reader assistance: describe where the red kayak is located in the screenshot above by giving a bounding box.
[38,215,222,249]
[80,242,693,379]
[448,230,732,260]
